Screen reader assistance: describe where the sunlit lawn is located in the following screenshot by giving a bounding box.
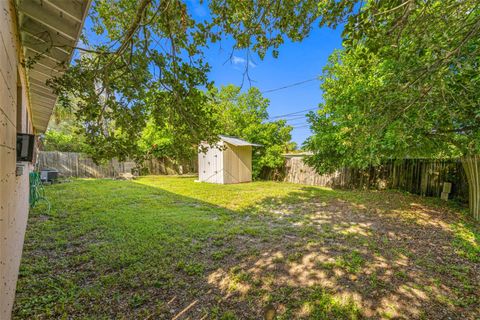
[14,176,479,319]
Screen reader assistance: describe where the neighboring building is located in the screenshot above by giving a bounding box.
[198,135,261,184]
[0,1,90,318]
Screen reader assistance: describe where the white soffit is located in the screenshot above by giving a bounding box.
[16,0,91,132]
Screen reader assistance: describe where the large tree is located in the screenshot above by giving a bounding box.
[41,0,389,162]
[305,0,480,219]
[42,0,327,162]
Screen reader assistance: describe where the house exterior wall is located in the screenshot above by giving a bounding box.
[223,143,252,184]
[1,1,34,318]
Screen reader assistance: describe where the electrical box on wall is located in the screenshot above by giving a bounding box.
[16,164,25,176]
[16,133,35,162]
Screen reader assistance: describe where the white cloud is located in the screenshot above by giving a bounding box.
[232,56,246,65]
[231,56,257,68]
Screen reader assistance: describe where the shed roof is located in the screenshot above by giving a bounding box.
[219,135,262,147]
[15,0,91,132]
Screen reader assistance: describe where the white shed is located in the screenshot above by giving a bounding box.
[198,135,261,184]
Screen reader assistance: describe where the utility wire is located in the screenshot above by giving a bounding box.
[288,121,309,126]
[272,115,309,122]
[261,77,319,94]
[291,124,311,129]
[280,115,309,122]
[269,107,317,120]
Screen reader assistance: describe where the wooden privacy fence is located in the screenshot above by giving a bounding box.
[37,151,197,178]
[283,155,469,203]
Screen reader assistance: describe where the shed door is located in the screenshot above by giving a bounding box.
[213,153,219,183]
[205,152,213,182]
[200,153,206,181]
[202,148,221,183]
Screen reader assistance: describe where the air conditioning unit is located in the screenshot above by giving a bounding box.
[40,169,59,183]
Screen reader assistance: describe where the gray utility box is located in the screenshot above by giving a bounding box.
[40,168,59,183]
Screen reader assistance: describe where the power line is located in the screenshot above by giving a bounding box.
[282,115,309,121]
[269,107,317,120]
[271,115,308,122]
[291,124,311,129]
[261,77,319,94]
[287,121,309,126]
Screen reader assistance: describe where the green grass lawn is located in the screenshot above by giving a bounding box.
[13,176,479,319]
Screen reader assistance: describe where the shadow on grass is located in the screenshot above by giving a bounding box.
[14,179,479,320]
[230,186,479,319]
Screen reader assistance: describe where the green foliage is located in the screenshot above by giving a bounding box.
[43,107,89,153]
[211,85,293,179]
[138,117,196,162]
[305,0,480,173]
[43,0,342,163]
[43,130,85,153]
[137,85,295,172]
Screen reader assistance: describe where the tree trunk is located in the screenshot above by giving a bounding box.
[461,155,480,220]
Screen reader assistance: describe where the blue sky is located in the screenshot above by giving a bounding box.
[204,26,343,145]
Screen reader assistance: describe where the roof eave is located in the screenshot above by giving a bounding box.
[16,0,92,133]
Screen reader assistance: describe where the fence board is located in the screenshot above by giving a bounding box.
[282,156,468,203]
[38,151,197,178]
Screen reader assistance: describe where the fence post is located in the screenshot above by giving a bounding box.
[75,153,79,177]
[420,160,427,196]
[461,155,480,221]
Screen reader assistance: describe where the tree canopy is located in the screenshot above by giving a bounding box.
[43,106,90,154]
[44,0,337,162]
[35,0,478,166]
[305,0,480,173]
[42,0,409,162]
